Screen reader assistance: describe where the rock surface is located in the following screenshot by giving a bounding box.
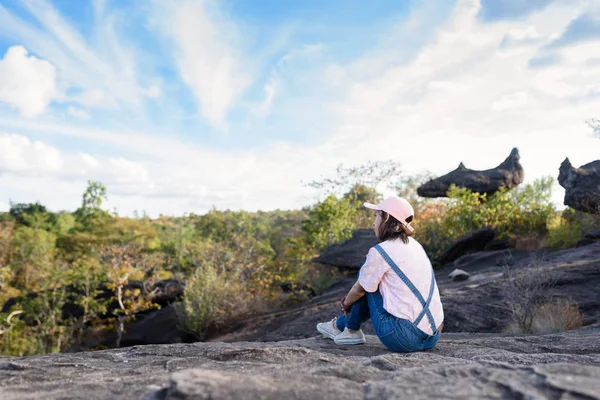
[312,229,379,269]
[558,158,600,214]
[438,227,496,265]
[417,148,524,198]
[1,324,600,399]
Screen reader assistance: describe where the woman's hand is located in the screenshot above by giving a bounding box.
[340,297,352,316]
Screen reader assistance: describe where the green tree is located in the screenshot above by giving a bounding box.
[11,226,57,289]
[9,202,50,229]
[75,181,108,228]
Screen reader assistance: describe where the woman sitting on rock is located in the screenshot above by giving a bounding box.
[317,196,444,352]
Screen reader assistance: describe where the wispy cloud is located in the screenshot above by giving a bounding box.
[149,0,251,128]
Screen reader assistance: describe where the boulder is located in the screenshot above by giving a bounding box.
[558,158,600,214]
[448,269,470,281]
[576,230,600,248]
[438,227,496,265]
[312,229,379,269]
[2,324,600,400]
[417,148,524,198]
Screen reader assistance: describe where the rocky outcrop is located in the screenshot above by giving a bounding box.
[1,324,599,399]
[438,227,496,265]
[312,229,379,269]
[577,230,600,248]
[558,158,600,214]
[417,148,524,197]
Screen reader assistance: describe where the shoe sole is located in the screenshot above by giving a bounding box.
[334,338,366,345]
[316,325,339,340]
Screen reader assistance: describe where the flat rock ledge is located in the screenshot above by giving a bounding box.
[2,324,600,400]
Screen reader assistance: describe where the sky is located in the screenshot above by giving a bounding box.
[0,0,599,216]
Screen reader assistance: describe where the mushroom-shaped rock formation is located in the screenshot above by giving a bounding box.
[558,158,600,214]
[312,229,379,269]
[417,148,524,198]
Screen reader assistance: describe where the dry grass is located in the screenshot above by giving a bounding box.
[500,257,583,334]
[531,298,583,334]
[514,234,543,251]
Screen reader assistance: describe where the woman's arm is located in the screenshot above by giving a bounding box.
[342,280,366,308]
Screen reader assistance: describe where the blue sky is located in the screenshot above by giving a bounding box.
[0,0,599,216]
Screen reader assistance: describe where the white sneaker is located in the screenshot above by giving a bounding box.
[334,328,366,345]
[316,318,342,340]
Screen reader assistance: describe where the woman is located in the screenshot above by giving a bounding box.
[316,196,444,352]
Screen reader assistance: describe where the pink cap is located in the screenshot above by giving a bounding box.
[364,196,415,233]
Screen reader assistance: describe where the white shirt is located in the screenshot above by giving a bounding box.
[358,237,444,335]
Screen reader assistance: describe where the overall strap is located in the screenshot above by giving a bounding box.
[374,244,437,334]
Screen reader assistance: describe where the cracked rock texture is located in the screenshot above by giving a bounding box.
[1,324,600,399]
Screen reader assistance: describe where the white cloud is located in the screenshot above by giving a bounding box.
[67,106,90,119]
[0,46,61,117]
[500,26,544,48]
[143,84,162,99]
[0,132,63,174]
[150,0,250,128]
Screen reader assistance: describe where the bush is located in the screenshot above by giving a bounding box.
[416,177,556,260]
[544,212,584,249]
[530,298,583,334]
[178,262,250,340]
[500,259,583,334]
[501,260,556,334]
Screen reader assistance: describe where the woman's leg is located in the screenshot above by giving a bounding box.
[364,291,414,353]
[335,295,371,331]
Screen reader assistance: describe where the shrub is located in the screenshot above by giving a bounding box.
[416,177,556,260]
[501,260,556,334]
[500,258,583,334]
[178,262,250,340]
[544,212,584,249]
[530,298,583,334]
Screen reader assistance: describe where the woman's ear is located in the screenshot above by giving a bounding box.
[384,214,390,222]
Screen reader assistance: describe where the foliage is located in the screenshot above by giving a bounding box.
[0,164,590,355]
[301,194,361,252]
[544,210,584,249]
[9,202,48,227]
[74,181,109,229]
[416,177,556,260]
[178,262,245,340]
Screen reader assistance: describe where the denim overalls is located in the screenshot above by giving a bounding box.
[336,244,441,352]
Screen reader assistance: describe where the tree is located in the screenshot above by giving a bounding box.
[75,181,108,228]
[307,160,401,196]
[9,202,50,229]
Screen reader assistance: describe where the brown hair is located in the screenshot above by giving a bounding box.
[377,211,413,244]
